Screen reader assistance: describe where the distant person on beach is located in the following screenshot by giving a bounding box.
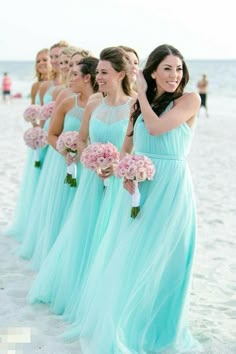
[197,73,209,117]
[2,72,12,103]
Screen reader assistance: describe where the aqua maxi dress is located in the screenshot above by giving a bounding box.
[28,98,132,316]
[19,94,83,269]
[64,102,202,353]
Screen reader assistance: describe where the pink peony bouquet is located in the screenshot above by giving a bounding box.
[40,101,55,121]
[80,142,120,187]
[56,131,79,187]
[23,127,48,168]
[116,154,156,218]
[23,105,42,125]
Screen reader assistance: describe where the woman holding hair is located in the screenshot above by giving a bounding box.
[64,44,202,353]
[28,47,134,317]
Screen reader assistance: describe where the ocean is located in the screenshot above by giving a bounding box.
[0,59,235,98]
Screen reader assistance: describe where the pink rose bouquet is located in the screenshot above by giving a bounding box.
[23,105,42,125]
[56,131,79,187]
[40,101,55,121]
[116,154,156,218]
[80,142,120,187]
[23,127,48,168]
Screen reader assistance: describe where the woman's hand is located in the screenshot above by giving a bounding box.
[136,70,148,96]
[123,179,135,194]
[65,153,79,166]
[97,165,114,179]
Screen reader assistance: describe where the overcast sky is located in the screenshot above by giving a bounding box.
[0,0,235,61]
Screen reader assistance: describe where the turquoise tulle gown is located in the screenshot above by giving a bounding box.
[28,98,132,316]
[5,90,51,242]
[64,102,202,353]
[19,94,84,270]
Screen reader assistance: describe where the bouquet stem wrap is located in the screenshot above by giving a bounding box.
[131,180,141,218]
[34,148,40,168]
[66,152,77,187]
[56,131,79,188]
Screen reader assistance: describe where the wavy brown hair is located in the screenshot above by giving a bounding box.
[99,47,131,96]
[131,44,189,129]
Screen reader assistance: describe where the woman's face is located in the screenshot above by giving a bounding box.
[152,54,183,96]
[69,54,83,73]
[69,63,87,93]
[126,51,139,84]
[96,60,124,94]
[36,52,51,75]
[59,54,71,75]
[49,47,62,73]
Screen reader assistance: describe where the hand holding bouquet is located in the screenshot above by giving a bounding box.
[40,102,55,121]
[80,142,120,187]
[56,131,79,187]
[23,105,42,126]
[116,154,156,218]
[23,127,48,168]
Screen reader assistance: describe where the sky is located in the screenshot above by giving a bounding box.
[0,0,235,61]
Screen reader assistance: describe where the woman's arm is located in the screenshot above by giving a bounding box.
[120,119,134,159]
[48,97,72,150]
[30,82,40,104]
[39,81,50,105]
[77,98,101,154]
[136,71,201,136]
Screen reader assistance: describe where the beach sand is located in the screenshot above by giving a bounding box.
[0,97,235,353]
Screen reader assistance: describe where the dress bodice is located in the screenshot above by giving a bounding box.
[134,102,193,159]
[89,98,132,150]
[63,95,84,132]
[43,82,55,104]
[35,91,41,105]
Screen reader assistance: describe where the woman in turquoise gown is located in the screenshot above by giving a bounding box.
[19,57,99,270]
[4,48,52,242]
[28,47,134,316]
[63,44,203,353]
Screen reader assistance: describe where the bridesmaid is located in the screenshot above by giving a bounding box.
[39,40,69,107]
[28,47,134,316]
[50,48,93,113]
[31,48,52,105]
[63,44,202,353]
[119,45,139,96]
[5,48,52,242]
[19,56,98,266]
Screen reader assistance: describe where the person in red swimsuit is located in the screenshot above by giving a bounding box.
[2,72,12,103]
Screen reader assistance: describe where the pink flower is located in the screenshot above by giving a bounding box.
[56,131,79,153]
[23,105,42,124]
[40,102,55,120]
[81,142,119,172]
[23,127,48,150]
[115,154,156,218]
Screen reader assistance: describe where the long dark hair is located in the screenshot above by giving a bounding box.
[131,44,189,128]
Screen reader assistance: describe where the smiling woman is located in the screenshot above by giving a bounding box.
[62,44,202,354]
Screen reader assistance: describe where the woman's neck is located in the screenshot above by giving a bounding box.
[78,87,96,107]
[104,88,130,106]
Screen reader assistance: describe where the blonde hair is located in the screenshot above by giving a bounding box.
[50,40,70,50]
[60,46,80,57]
[35,48,52,81]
